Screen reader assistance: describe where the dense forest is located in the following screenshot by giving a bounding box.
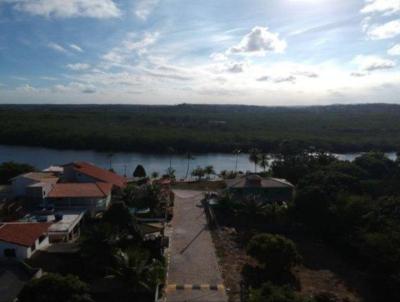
[214,151,400,301]
[0,104,400,153]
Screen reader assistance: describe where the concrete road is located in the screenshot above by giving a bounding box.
[166,190,228,302]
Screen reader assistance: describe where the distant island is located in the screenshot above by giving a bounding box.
[0,103,399,153]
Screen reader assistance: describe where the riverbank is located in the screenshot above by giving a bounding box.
[0,144,397,179]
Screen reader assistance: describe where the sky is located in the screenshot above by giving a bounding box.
[0,0,399,106]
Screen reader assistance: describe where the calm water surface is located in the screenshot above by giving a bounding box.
[0,145,396,179]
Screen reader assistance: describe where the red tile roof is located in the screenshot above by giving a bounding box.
[0,223,51,247]
[48,182,113,198]
[67,161,127,188]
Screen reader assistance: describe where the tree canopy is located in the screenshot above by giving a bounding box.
[18,273,93,302]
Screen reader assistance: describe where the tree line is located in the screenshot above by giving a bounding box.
[0,104,399,153]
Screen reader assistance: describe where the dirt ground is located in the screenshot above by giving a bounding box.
[294,238,372,302]
[212,227,254,302]
[212,227,370,302]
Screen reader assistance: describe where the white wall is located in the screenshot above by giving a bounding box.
[0,235,49,260]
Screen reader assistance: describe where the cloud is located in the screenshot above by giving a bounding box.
[81,87,96,93]
[294,71,319,78]
[69,44,83,52]
[48,42,68,53]
[101,32,159,67]
[257,75,296,84]
[366,20,400,40]
[353,55,396,71]
[134,0,159,20]
[210,52,228,61]
[52,82,96,94]
[350,72,368,77]
[66,63,91,71]
[6,0,121,19]
[226,62,245,73]
[388,43,400,55]
[229,26,287,55]
[361,0,400,15]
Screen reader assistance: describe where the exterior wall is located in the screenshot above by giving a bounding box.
[47,193,111,217]
[11,177,35,197]
[0,236,49,260]
[26,182,53,200]
[0,241,29,259]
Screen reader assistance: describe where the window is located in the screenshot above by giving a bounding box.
[4,249,16,258]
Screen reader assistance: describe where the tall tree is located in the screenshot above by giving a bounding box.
[133,165,147,178]
[259,153,270,172]
[0,161,35,184]
[185,152,195,179]
[204,165,215,179]
[233,149,241,172]
[249,148,261,173]
[18,273,93,302]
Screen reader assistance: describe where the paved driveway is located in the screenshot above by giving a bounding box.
[166,190,228,302]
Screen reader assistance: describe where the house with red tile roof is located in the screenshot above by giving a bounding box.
[62,161,127,189]
[0,223,50,259]
[46,182,113,216]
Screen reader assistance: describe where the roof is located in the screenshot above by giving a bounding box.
[226,175,294,189]
[48,182,113,198]
[0,223,51,247]
[65,161,126,188]
[12,172,59,183]
[48,211,85,233]
[43,166,64,173]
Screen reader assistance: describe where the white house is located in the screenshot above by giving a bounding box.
[11,172,59,200]
[0,223,50,260]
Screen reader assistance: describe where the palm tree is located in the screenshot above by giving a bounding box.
[259,153,270,172]
[184,152,195,179]
[233,149,241,172]
[235,195,269,228]
[167,147,175,169]
[204,165,215,179]
[165,167,176,179]
[249,148,261,173]
[107,249,165,295]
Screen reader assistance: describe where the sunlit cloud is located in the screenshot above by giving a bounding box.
[229,26,287,56]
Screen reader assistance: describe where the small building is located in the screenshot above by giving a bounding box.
[62,161,127,189]
[225,174,294,203]
[46,182,113,216]
[47,211,84,243]
[11,172,59,200]
[0,223,50,259]
[20,210,84,243]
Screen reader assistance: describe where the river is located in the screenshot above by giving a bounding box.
[0,145,397,179]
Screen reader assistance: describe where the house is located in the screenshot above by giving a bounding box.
[47,211,84,243]
[0,222,50,259]
[46,182,113,216]
[62,161,127,189]
[225,174,294,203]
[20,210,84,243]
[11,172,59,200]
